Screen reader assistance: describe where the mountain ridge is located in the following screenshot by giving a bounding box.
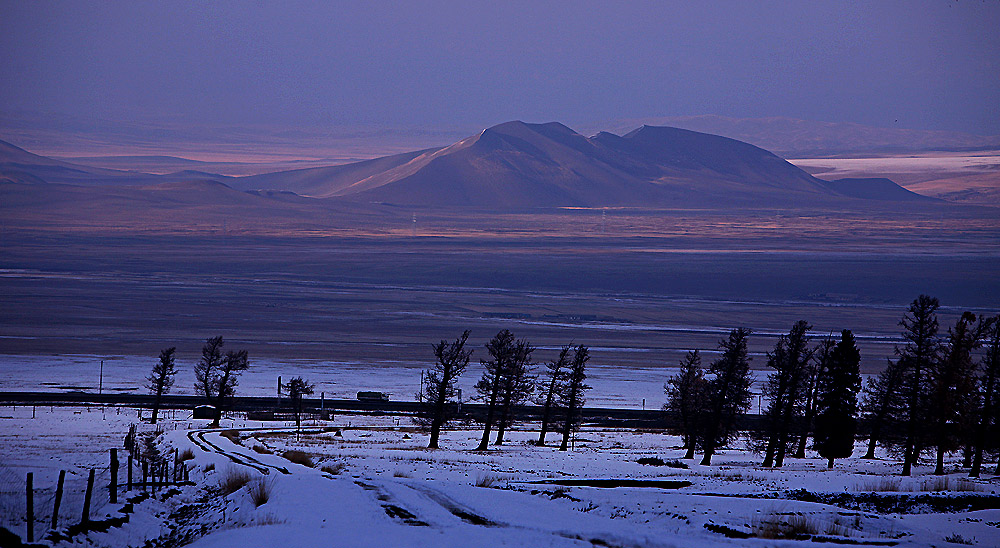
[236,121,894,208]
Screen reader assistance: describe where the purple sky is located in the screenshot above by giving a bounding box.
[1,1,998,135]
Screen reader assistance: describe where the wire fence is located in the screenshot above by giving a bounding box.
[0,417,194,541]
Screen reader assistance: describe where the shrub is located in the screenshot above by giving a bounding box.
[218,467,254,495]
[248,477,274,507]
[251,445,272,455]
[204,463,215,472]
[178,448,195,461]
[944,533,974,545]
[393,470,411,478]
[220,430,241,444]
[281,450,314,467]
[321,462,346,475]
[637,457,688,469]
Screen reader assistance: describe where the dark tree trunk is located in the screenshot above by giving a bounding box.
[970,368,996,477]
[428,392,447,449]
[477,379,500,451]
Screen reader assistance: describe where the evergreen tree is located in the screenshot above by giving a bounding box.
[147,347,177,425]
[493,338,535,445]
[761,321,813,467]
[663,350,707,459]
[193,337,250,427]
[699,328,754,466]
[194,336,225,404]
[212,349,249,427]
[929,312,987,475]
[814,330,862,468]
[896,295,942,476]
[971,316,1000,477]
[793,335,834,459]
[559,345,591,451]
[537,345,571,446]
[860,358,907,459]
[475,330,516,451]
[419,330,473,449]
[286,376,315,433]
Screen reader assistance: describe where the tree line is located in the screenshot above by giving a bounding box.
[417,329,591,452]
[665,295,1000,475]
[145,336,254,428]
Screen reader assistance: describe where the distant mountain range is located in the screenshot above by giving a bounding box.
[233,121,932,207]
[585,115,1000,157]
[1,121,939,212]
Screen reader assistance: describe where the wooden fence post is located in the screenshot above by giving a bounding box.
[52,470,65,530]
[127,453,133,490]
[82,469,95,525]
[110,448,119,503]
[142,461,148,492]
[26,472,34,543]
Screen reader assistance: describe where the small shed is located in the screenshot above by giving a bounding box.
[193,404,216,419]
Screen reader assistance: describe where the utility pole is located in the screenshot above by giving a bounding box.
[99,360,104,396]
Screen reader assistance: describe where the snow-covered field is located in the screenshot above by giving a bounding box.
[0,353,806,411]
[2,405,998,547]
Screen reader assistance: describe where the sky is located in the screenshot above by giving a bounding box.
[1,1,999,135]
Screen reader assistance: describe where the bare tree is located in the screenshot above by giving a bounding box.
[418,330,473,449]
[147,347,177,424]
[559,345,591,451]
[537,346,571,446]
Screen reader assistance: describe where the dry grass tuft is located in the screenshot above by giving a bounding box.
[474,473,499,488]
[920,477,980,492]
[218,467,255,495]
[178,448,195,461]
[251,444,272,455]
[248,476,274,507]
[393,470,412,478]
[252,512,287,526]
[321,462,347,475]
[855,478,902,492]
[856,476,981,493]
[281,450,314,467]
[751,513,817,539]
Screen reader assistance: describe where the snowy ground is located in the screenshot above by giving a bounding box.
[2,405,999,547]
[0,353,828,411]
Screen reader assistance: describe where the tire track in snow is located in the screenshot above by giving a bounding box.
[187,429,290,475]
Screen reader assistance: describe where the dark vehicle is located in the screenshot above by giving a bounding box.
[357,391,390,402]
[193,404,216,419]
